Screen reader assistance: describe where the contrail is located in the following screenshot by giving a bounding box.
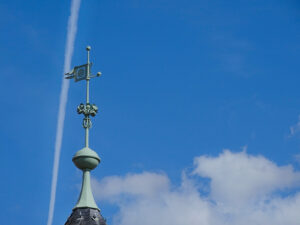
[47,1,81,225]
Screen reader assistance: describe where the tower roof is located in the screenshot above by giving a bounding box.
[65,208,107,225]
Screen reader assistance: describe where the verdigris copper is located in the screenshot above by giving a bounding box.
[64,46,107,225]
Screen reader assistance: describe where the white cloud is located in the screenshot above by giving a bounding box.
[92,172,169,201]
[92,150,300,225]
[193,150,300,206]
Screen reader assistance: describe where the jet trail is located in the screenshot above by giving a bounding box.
[47,1,81,225]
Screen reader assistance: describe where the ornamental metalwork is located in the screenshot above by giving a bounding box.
[65,46,102,147]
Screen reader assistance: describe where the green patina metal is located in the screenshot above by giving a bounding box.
[65,46,102,210]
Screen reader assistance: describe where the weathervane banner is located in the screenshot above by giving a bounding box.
[65,63,92,82]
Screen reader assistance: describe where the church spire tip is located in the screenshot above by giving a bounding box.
[65,46,102,210]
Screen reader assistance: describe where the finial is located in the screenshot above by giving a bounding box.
[64,46,102,210]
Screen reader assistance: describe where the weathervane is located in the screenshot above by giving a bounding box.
[64,46,103,212]
[65,46,101,148]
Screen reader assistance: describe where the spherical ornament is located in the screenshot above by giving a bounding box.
[73,147,100,170]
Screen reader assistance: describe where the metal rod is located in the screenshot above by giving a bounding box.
[86,47,90,103]
[85,46,91,147]
[85,128,89,147]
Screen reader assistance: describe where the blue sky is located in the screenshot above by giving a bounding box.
[1,0,300,224]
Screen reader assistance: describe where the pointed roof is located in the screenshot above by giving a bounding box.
[65,208,107,225]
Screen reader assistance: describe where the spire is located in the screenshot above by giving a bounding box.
[64,46,107,225]
[64,47,106,222]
